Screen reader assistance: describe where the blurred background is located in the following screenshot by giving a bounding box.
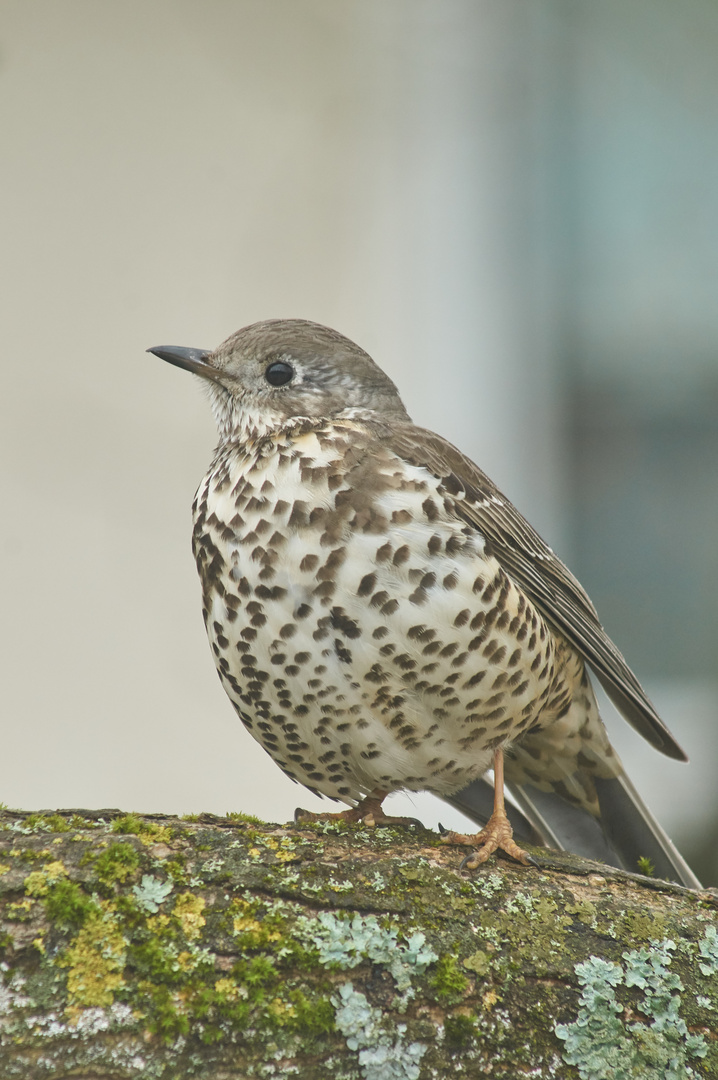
[2,1,717,883]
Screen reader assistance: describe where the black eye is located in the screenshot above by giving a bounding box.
[264,361,294,387]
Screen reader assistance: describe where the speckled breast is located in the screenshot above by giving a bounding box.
[191,422,569,805]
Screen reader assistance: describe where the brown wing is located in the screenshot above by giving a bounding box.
[383,422,687,762]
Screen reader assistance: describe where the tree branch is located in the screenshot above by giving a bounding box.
[1,808,716,1078]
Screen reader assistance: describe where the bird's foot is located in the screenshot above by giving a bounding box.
[294,791,422,829]
[440,807,535,870]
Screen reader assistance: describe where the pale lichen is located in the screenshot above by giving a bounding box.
[332,982,427,1080]
[698,926,718,978]
[555,939,708,1079]
[132,875,174,914]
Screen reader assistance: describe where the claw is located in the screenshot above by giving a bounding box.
[441,747,534,870]
[292,790,423,830]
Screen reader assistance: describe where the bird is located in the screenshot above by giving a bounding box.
[149,319,700,888]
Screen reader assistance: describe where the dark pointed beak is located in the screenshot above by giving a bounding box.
[147,345,224,384]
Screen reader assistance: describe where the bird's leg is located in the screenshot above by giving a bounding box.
[295,788,422,828]
[440,747,533,869]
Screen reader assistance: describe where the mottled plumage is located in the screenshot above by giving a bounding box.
[149,319,699,887]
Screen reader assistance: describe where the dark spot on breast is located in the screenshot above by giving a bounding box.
[422,498,439,521]
[313,581,336,599]
[318,548,347,577]
[334,639,352,663]
[246,495,267,512]
[288,501,309,527]
[255,584,287,601]
[358,573,377,596]
[330,607,361,638]
[391,509,412,525]
[426,534,441,556]
[445,535,464,556]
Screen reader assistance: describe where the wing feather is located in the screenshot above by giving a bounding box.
[383,423,686,762]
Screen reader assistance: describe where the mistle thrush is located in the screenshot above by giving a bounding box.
[149,319,699,887]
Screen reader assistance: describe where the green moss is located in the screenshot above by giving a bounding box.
[111,814,145,836]
[141,980,191,1042]
[162,855,189,884]
[23,813,72,833]
[44,879,97,929]
[225,810,264,825]
[430,955,469,1003]
[111,815,175,846]
[636,856,656,877]
[444,1012,477,1049]
[288,989,335,1038]
[58,906,126,1008]
[94,841,141,886]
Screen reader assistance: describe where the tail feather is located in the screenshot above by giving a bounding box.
[593,774,701,888]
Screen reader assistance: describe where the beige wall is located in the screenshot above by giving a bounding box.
[3,3,715,869]
[1,2,557,827]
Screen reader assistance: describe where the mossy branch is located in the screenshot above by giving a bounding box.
[1,807,716,1078]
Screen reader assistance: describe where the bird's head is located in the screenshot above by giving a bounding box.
[148,319,410,442]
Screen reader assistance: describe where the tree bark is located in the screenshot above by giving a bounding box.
[1,807,716,1078]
